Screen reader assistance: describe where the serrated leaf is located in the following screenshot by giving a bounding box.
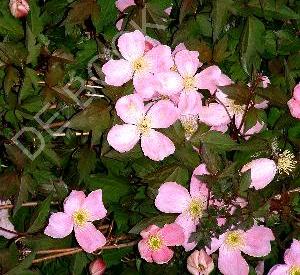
[200,131,237,151]
[77,146,97,183]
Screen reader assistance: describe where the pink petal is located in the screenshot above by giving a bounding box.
[267,264,289,275]
[152,246,174,264]
[74,222,106,253]
[190,164,209,199]
[44,212,73,238]
[82,190,107,221]
[175,213,197,251]
[117,30,145,61]
[159,223,185,246]
[293,83,300,101]
[146,100,179,128]
[138,239,153,262]
[218,246,249,275]
[175,50,201,77]
[102,59,133,86]
[178,91,202,116]
[107,124,140,153]
[288,98,300,119]
[206,235,224,255]
[284,239,300,266]
[141,130,175,161]
[115,94,145,124]
[242,226,274,257]
[155,182,191,213]
[155,71,184,96]
[115,0,135,12]
[140,224,160,239]
[164,6,172,16]
[198,103,230,126]
[241,158,277,190]
[173,43,188,56]
[145,45,174,72]
[116,19,123,31]
[243,121,264,139]
[0,217,17,239]
[133,73,159,99]
[64,190,85,215]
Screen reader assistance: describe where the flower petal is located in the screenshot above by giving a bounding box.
[155,182,191,213]
[198,103,230,127]
[116,0,135,12]
[117,30,145,61]
[190,164,209,199]
[241,226,274,257]
[155,71,184,96]
[64,190,86,215]
[44,212,73,238]
[133,73,159,100]
[82,190,107,221]
[178,91,202,116]
[102,59,133,86]
[107,124,140,153]
[141,130,175,161]
[206,235,224,255]
[146,100,179,128]
[160,223,185,246]
[218,245,249,275]
[175,50,201,77]
[284,239,300,266]
[138,239,153,262]
[145,45,174,72]
[140,224,160,239]
[115,94,145,124]
[267,265,289,275]
[152,246,174,264]
[75,222,106,253]
[0,217,17,239]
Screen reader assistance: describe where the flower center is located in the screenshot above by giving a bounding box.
[132,57,148,74]
[181,116,198,140]
[227,99,244,115]
[290,266,300,275]
[225,231,244,249]
[277,150,297,175]
[183,76,195,90]
[73,209,89,227]
[148,235,163,251]
[137,117,151,135]
[188,199,205,219]
[197,264,206,272]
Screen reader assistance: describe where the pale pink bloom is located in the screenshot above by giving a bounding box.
[261,76,271,88]
[293,83,300,101]
[241,158,277,190]
[255,261,264,275]
[44,190,107,253]
[288,98,300,119]
[107,94,178,161]
[187,249,214,275]
[9,0,29,18]
[164,6,172,15]
[102,31,173,98]
[138,223,185,264]
[196,66,232,94]
[155,164,209,251]
[208,226,274,275]
[268,239,300,275]
[172,43,188,56]
[198,103,230,127]
[0,200,17,239]
[115,0,135,12]
[89,258,106,275]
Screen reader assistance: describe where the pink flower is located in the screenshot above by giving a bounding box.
[0,200,17,239]
[138,223,185,264]
[187,249,214,275]
[44,190,107,253]
[107,94,178,161]
[115,0,135,12]
[89,258,106,275]
[208,225,274,275]
[268,239,300,275]
[241,158,277,190]
[261,75,271,88]
[164,6,172,15]
[155,164,210,251]
[9,0,29,18]
[102,31,173,98]
[198,103,230,128]
[288,83,300,119]
[293,83,300,101]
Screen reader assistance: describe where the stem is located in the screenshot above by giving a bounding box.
[0,201,58,210]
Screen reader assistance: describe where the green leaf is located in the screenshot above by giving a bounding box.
[5,252,36,275]
[0,6,23,38]
[95,0,118,32]
[255,86,289,107]
[200,131,237,151]
[77,146,97,183]
[219,84,250,105]
[27,195,52,233]
[72,252,89,275]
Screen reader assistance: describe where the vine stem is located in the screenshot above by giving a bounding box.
[32,241,138,264]
[0,202,58,210]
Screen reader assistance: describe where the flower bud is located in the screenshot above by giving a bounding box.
[9,0,29,18]
[187,249,214,275]
[89,258,106,275]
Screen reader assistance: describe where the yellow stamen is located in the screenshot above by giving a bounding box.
[227,99,244,115]
[188,199,205,219]
[137,117,151,136]
[181,116,198,140]
[225,231,244,249]
[148,235,163,251]
[132,57,148,74]
[183,76,195,90]
[290,266,300,275]
[73,209,89,227]
[277,150,297,175]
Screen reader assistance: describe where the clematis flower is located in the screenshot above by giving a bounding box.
[207,225,274,275]
[89,258,106,275]
[107,94,178,161]
[155,164,210,251]
[102,30,173,98]
[187,249,214,275]
[138,223,185,264]
[9,0,29,18]
[288,83,300,120]
[44,190,107,253]
[268,239,300,275]
[0,200,17,239]
[115,0,135,12]
[241,158,277,190]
